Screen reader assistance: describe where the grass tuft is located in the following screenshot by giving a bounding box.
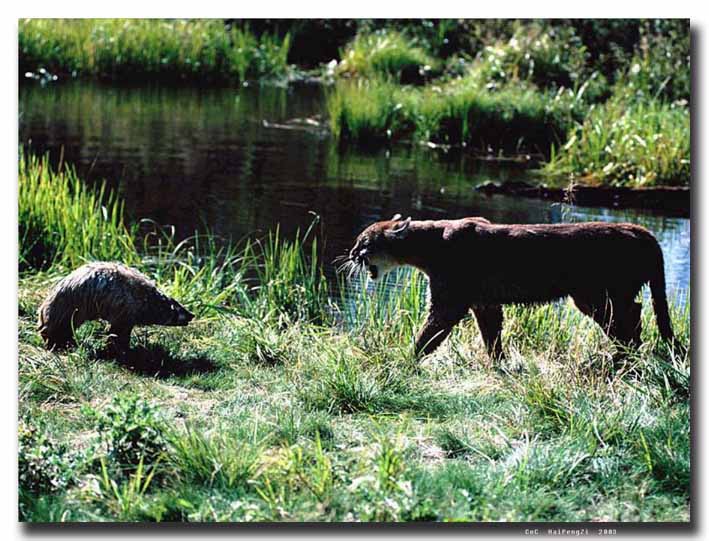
[19,19,291,83]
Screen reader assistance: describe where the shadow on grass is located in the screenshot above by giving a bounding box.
[98,344,220,379]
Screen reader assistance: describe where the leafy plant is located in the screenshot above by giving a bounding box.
[91,394,168,473]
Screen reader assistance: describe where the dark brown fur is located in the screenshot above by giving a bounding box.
[345,216,675,359]
[37,262,194,354]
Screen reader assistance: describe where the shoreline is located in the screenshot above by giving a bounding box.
[476,181,690,218]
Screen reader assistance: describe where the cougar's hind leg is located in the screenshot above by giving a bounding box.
[472,305,504,360]
[573,293,617,338]
[572,292,640,365]
[624,301,642,348]
[604,290,642,348]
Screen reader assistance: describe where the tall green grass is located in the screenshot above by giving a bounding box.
[327,75,580,152]
[19,151,138,270]
[335,30,438,81]
[19,19,291,83]
[326,21,689,187]
[543,99,690,187]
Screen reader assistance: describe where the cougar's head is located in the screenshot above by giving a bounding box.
[345,214,412,281]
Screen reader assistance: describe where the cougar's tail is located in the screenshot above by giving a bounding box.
[649,244,675,343]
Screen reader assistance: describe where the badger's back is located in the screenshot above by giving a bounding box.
[37,262,160,336]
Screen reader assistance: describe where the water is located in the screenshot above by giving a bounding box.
[19,81,690,300]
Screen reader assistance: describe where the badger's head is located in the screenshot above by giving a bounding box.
[341,214,412,281]
[153,294,195,326]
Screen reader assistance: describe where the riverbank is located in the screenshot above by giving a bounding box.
[325,22,689,188]
[19,153,690,522]
[476,181,690,218]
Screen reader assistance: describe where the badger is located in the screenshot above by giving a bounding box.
[37,262,194,354]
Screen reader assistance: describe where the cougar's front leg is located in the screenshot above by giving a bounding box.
[415,304,468,358]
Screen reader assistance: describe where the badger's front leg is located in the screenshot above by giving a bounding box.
[108,321,134,356]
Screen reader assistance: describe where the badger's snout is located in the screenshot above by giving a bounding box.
[175,308,195,326]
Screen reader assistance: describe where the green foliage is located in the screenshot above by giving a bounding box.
[91,394,168,473]
[297,345,401,414]
[168,424,262,490]
[250,224,333,325]
[19,422,76,498]
[19,150,137,271]
[476,24,589,91]
[340,437,419,521]
[18,420,85,521]
[336,30,438,81]
[96,455,160,521]
[19,19,291,83]
[543,99,690,187]
[635,404,690,494]
[611,20,690,104]
[325,19,689,187]
[327,72,581,152]
[270,409,334,447]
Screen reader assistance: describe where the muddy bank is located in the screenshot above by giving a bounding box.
[476,181,690,218]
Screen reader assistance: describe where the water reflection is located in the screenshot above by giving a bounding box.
[19,81,690,299]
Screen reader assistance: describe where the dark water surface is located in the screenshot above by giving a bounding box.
[19,81,690,300]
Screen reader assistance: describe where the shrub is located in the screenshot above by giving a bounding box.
[19,422,76,496]
[92,394,168,473]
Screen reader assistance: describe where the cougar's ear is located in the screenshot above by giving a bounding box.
[391,213,402,221]
[387,216,411,239]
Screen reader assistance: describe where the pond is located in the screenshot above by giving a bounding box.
[19,81,691,302]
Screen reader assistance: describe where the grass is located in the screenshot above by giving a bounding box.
[542,98,690,188]
[334,30,439,82]
[18,273,692,522]
[18,153,691,522]
[326,76,581,153]
[19,19,291,83]
[19,151,138,271]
